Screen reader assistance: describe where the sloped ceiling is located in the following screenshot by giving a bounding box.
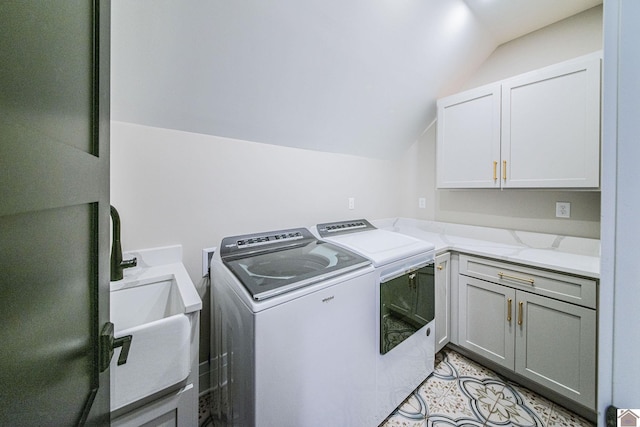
[110,0,601,159]
[463,0,601,45]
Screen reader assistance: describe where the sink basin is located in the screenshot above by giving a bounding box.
[111,275,185,329]
[110,275,192,412]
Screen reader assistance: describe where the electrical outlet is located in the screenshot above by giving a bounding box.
[418,198,426,209]
[348,197,355,210]
[556,202,571,218]
[202,247,217,277]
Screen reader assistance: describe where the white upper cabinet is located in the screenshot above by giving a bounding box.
[501,54,601,188]
[437,52,602,189]
[437,84,501,188]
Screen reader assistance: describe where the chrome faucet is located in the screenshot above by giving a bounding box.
[110,205,137,281]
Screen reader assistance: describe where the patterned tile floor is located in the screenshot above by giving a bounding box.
[198,348,595,427]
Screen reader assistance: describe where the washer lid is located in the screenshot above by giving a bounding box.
[322,228,435,267]
[220,227,370,300]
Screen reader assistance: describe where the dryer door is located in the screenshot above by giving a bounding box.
[380,264,435,354]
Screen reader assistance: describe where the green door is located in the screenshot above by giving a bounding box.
[0,1,111,425]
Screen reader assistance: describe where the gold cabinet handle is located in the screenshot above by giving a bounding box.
[518,301,523,326]
[437,265,443,271]
[503,160,507,181]
[498,272,534,285]
[493,161,498,181]
[507,298,512,322]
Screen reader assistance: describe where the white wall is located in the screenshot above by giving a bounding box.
[395,121,438,220]
[110,121,411,361]
[111,123,408,261]
[403,5,603,238]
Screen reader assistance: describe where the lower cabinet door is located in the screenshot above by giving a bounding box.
[459,276,515,369]
[515,292,596,409]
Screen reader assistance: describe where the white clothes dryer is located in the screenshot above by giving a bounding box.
[314,219,437,424]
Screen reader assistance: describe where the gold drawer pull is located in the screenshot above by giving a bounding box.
[507,298,512,322]
[503,160,507,181]
[493,161,498,181]
[498,272,534,285]
[518,301,523,326]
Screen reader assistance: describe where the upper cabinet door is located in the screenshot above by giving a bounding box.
[501,54,601,188]
[437,84,501,188]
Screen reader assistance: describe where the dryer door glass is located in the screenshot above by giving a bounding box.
[380,264,434,354]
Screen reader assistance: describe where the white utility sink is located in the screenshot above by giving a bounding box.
[111,275,185,329]
[109,246,202,412]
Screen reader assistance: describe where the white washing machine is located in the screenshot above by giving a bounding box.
[210,227,378,426]
[314,219,437,424]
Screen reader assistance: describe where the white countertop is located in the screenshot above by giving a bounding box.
[372,218,600,279]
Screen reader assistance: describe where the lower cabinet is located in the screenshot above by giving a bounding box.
[458,255,597,410]
[459,277,515,368]
[515,290,596,407]
[435,252,451,353]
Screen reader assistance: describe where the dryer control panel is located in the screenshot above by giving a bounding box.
[316,219,376,237]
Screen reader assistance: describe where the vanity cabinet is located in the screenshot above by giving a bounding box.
[435,252,451,352]
[457,255,597,409]
[437,52,601,189]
